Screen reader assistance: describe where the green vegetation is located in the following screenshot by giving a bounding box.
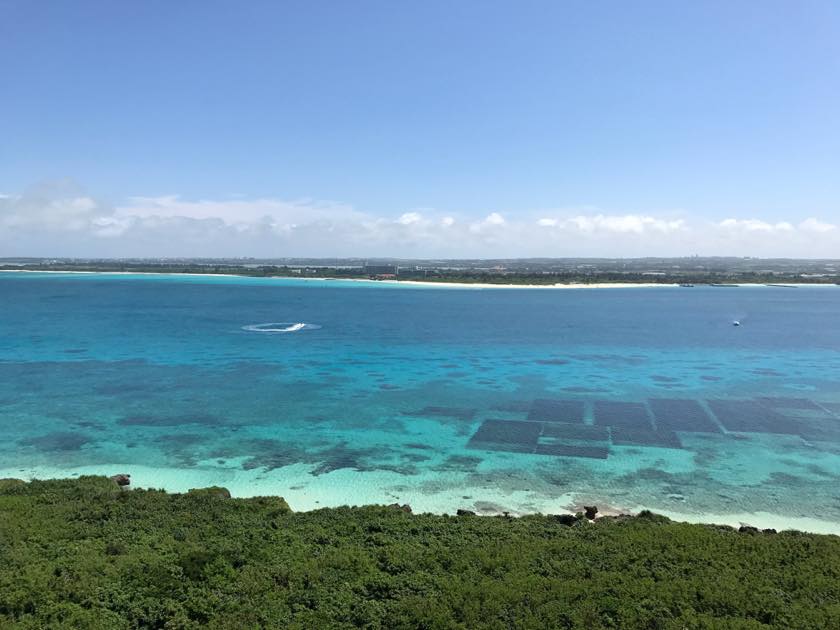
[1,478,838,628]
[2,260,839,285]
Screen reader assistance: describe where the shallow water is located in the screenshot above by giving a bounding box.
[1,272,839,532]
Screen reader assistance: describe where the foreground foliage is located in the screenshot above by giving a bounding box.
[0,477,838,629]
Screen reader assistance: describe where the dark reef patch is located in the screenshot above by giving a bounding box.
[651,375,680,383]
[154,433,206,447]
[22,431,91,452]
[405,443,435,450]
[119,413,225,427]
[403,406,476,421]
[432,455,483,472]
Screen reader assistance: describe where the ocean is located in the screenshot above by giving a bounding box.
[1,272,839,533]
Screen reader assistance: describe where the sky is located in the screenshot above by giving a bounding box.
[1,0,839,258]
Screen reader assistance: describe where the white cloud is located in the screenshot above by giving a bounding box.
[485,212,505,225]
[537,214,684,235]
[1,180,838,258]
[799,217,836,233]
[397,212,422,225]
[717,218,794,232]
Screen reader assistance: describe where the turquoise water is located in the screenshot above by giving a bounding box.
[2,272,839,531]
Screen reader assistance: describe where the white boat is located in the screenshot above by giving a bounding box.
[286,323,306,332]
[732,320,741,326]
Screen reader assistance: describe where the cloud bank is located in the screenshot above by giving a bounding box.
[1,180,838,258]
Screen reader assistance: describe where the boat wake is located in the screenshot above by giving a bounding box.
[242,322,320,333]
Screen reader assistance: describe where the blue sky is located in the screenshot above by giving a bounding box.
[1,1,839,257]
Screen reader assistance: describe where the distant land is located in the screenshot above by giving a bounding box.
[2,256,839,286]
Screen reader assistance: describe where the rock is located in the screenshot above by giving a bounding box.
[109,474,131,487]
[387,503,412,513]
[584,505,598,520]
[456,509,476,516]
[187,486,231,498]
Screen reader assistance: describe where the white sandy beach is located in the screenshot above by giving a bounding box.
[5,268,838,290]
[3,463,838,535]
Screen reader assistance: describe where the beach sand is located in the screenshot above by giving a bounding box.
[3,463,838,535]
[3,269,838,290]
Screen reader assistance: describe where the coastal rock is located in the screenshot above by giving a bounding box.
[457,509,476,516]
[387,503,412,513]
[109,474,131,487]
[584,505,598,520]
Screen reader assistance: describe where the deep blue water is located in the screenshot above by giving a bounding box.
[1,272,839,529]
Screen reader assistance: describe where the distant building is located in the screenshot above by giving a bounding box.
[363,264,398,277]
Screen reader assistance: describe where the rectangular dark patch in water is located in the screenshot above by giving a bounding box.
[593,401,652,429]
[467,419,542,453]
[610,426,683,449]
[649,399,720,433]
[758,397,822,411]
[527,399,585,424]
[540,423,609,442]
[707,400,800,434]
[490,401,532,413]
[798,419,840,443]
[534,443,609,459]
[818,402,840,415]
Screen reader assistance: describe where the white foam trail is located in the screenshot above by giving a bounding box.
[242,322,320,333]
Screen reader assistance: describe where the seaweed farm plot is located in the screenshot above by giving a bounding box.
[467,419,542,453]
[535,422,610,459]
[466,395,840,461]
[648,399,721,433]
[466,417,609,459]
[593,401,652,428]
[526,399,586,424]
[707,399,801,435]
[468,399,683,459]
[704,398,840,441]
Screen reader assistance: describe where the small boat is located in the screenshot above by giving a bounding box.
[732,320,741,326]
[286,323,306,332]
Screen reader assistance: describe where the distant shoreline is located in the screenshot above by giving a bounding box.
[2,269,838,290]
